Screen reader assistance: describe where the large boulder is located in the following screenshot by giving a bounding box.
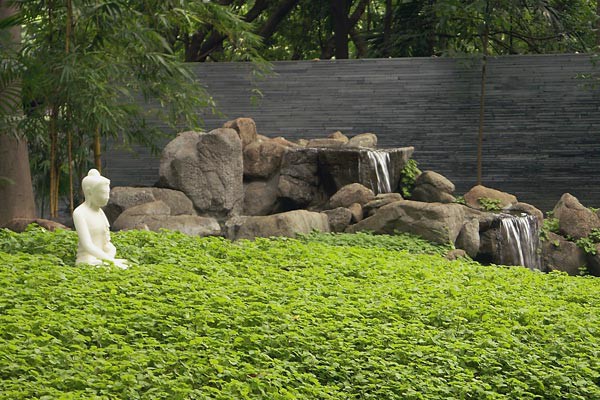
[226,210,330,240]
[328,183,375,209]
[105,187,195,225]
[223,117,258,148]
[346,200,465,245]
[552,193,600,240]
[323,207,353,233]
[542,232,587,275]
[464,185,517,210]
[411,171,456,203]
[348,203,364,223]
[455,218,480,258]
[104,187,156,224]
[158,129,243,217]
[345,133,377,148]
[243,140,287,179]
[243,179,280,216]
[278,148,322,208]
[363,193,404,217]
[116,200,171,218]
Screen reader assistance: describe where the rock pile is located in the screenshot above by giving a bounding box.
[102,116,599,276]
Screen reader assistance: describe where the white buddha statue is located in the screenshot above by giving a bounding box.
[73,169,128,269]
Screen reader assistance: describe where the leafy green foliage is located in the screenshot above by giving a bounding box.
[399,159,421,198]
[2,228,600,398]
[540,217,560,242]
[576,237,597,256]
[298,231,452,256]
[575,229,600,256]
[478,197,502,212]
[454,195,466,205]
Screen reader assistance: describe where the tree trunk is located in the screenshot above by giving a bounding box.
[0,0,36,226]
[331,0,350,59]
[193,0,270,62]
[258,0,300,41]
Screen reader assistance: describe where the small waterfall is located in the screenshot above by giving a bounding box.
[366,150,392,194]
[498,214,541,270]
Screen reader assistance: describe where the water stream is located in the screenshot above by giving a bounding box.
[366,150,392,194]
[498,214,541,270]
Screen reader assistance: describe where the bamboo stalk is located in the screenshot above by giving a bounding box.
[94,125,102,173]
[49,108,59,218]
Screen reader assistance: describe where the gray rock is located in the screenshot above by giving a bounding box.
[150,188,196,216]
[223,117,258,148]
[226,210,330,240]
[117,200,171,217]
[415,171,455,193]
[323,207,353,232]
[158,129,243,217]
[411,185,456,203]
[243,140,287,179]
[455,218,480,258]
[411,170,456,203]
[328,183,375,209]
[105,187,195,225]
[278,148,321,207]
[345,133,377,148]
[542,232,587,275]
[346,200,465,245]
[243,179,280,216]
[552,193,600,240]
[363,193,404,217]
[348,203,364,223]
[105,187,156,224]
[463,185,518,210]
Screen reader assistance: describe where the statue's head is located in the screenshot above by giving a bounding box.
[82,169,110,207]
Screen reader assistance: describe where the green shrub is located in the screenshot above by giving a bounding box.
[399,159,421,198]
[477,197,502,212]
[540,218,560,242]
[1,228,600,399]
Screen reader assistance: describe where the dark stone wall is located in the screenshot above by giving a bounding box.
[103,54,600,212]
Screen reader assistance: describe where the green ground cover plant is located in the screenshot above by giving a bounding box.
[1,227,600,399]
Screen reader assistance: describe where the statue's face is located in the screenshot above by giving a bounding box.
[91,183,110,207]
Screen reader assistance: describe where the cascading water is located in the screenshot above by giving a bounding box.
[365,150,392,194]
[497,213,541,270]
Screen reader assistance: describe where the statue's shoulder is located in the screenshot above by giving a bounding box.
[73,203,91,218]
